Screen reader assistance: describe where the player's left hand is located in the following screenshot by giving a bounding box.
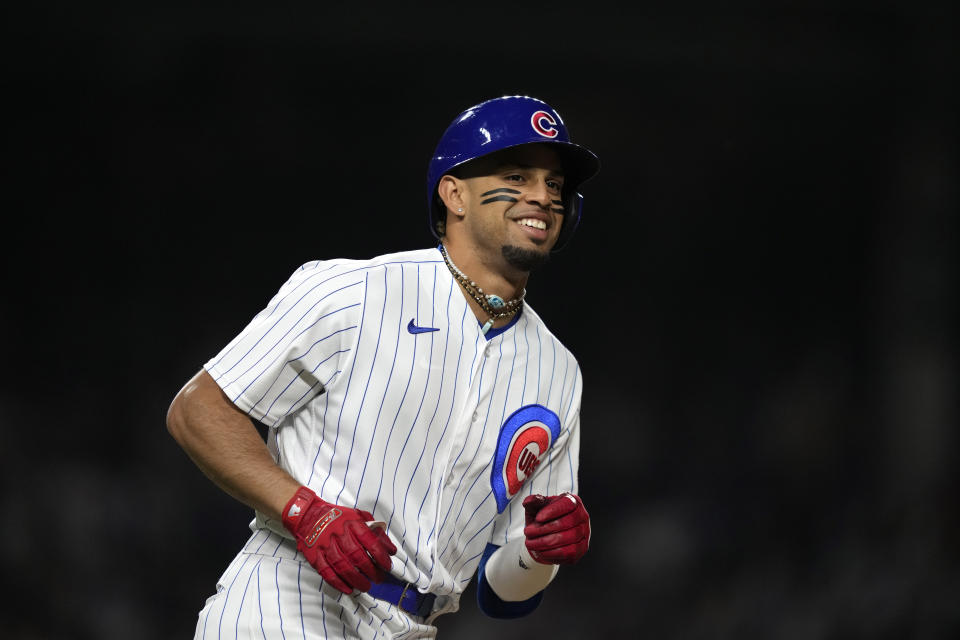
[522,492,590,565]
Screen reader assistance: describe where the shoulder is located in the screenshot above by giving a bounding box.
[518,302,581,370]
[283,248,442,289]
[363,246,444,270]
[336,247,446,294]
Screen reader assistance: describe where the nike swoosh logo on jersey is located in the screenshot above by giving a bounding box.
[407,319,439,334]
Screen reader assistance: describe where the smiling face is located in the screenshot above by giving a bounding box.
[451,144,566,273]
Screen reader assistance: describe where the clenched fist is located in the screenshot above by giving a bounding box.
[522,493,590,565]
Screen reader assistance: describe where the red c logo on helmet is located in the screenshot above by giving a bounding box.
[531,110,559,138]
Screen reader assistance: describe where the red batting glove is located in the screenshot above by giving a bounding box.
[282,486,397,594]
[522,492,591,565]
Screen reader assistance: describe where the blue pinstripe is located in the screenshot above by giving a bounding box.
[535,323,543,398]
[338,597,347,638]
[451,336,513,534]
[236,557,261,639]
[257,561,266,639]
[446,336,516,549]
[217,554,253,639]
[503,325,525,538]
[243,321,356,417]
[447,496,497,575]
[297,563,306,640]
[208,262,341,373]
[416,298,468,583]
[376,609,394,637]
[357,599,379,636]
[434,353,491,563]
[319,272,372,500]
[435,345,503,589]
[223,285,361,392]
[319,587,327,640]
[558,362,573,421]
[259,347,348,426]
[372,267,419,512]
[209,260,441,378]
[547,335,558,406]
[565,372,582,489]
[305,385,332,486]
[519,315,530,401]
[399,269,451,540]
[258,260,440,332]
[214,278,360,383]
[386,264,437,531]
[267,263,342,313]
[466,327,525,545]
[201,587,212,638]
[253,530,269,553]
[543,343,571,493]
[564,370,580,424]
[348,267,395,506]
[275,561,286,640]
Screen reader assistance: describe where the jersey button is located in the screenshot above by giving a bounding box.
[472,410,479,422]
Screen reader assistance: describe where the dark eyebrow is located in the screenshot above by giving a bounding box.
[496,163,565,176]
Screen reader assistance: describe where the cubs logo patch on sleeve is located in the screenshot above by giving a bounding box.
[491,404,562,512]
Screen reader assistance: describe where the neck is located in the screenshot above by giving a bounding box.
[441,238,529,300]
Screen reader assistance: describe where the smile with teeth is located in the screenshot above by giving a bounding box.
[516,218,547,230]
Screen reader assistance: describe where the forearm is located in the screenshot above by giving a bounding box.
[166,369,300,521]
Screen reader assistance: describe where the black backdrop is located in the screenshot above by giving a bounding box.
[2,2,957,638]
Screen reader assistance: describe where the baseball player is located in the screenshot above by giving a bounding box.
[167,95,598,639]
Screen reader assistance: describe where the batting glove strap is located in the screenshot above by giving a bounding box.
[281,486,339,542]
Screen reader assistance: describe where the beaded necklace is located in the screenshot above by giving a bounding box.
[438,243,525,335]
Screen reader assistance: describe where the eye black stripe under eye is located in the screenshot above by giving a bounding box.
[481,188,522,197]
[481,195,520,205]
[551,200,563,205]
[551,207,564,213]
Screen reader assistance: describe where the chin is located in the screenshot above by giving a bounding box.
[501,244,552,272]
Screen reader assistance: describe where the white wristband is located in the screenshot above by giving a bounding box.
[484,538,559,602]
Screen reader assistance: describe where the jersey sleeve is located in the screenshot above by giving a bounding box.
[489,365,583,547]
[203,261,366,427]
[476,542,545,618]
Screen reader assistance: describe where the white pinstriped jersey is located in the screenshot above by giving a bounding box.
[202,246,582,631]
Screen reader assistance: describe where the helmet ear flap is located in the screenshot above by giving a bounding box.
[553,192,583,252]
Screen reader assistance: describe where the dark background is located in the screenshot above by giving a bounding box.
[2,2,956,638]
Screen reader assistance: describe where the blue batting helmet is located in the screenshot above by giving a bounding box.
[427,95,600,250]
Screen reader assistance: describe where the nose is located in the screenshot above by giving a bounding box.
[524,177,552,209]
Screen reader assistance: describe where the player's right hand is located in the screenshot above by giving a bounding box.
[281,486,397,594]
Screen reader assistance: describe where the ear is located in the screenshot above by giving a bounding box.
[437,175,467,221]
